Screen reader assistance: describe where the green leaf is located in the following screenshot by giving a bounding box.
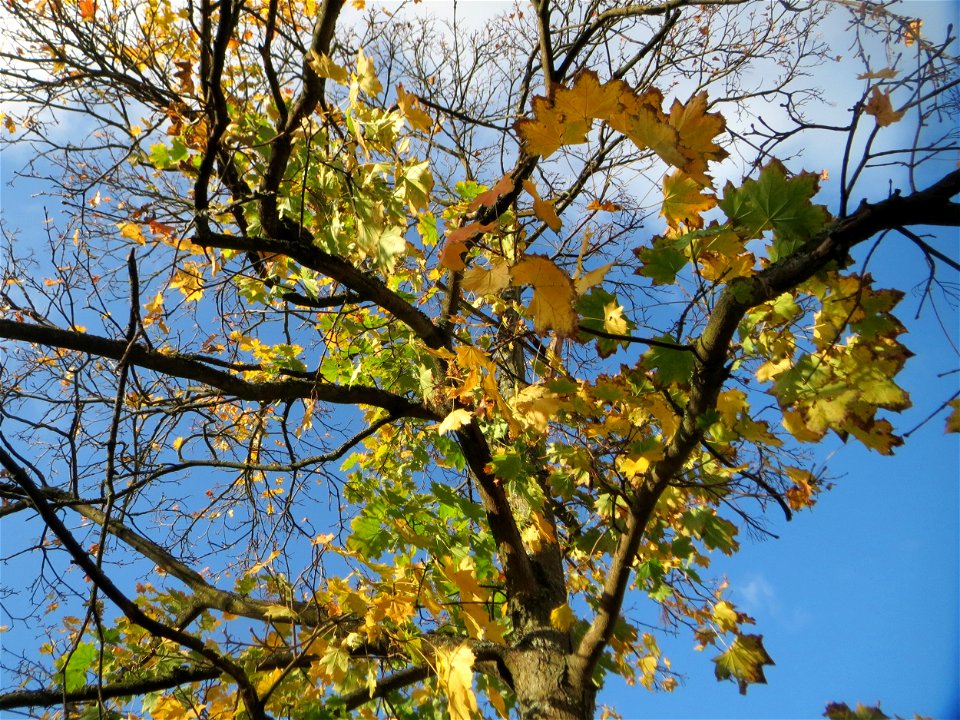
[399,160,433,211]
[719,160,829,260]
[712,634,775,694]
[634,245,688,284]
[59,642,98,692]
[576,288,633,357]
[644,338,695,386]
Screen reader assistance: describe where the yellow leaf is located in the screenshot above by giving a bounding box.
[172,436,185,451]
[522,179,562,232]
[435,408,474,435]
[602,301,628,335]
[435,645,479,720]
[355,49,382,97]
[262,604,297,622]
[118,222,146,244]
[863,87,905,127]
[712,600,739,633]
[574,262,612,295]
[662,169,717,229]
[781,409,824,443]
[440,557,505,644]
[666,92,728,185]
[150,695,193,720]
[461,259,511,296]
[439,238,469,271]
[396,83,432,132]
[510,384,561,433]
[351,0,365,8]
[550,603,575,631]
[169,262,205,302]
[857,68,898,80]
[607,88,681,167]
[510,255,578,336]
[2,114,16,134]
[246,549,281,575]
[903,18,922,46]
[946,398,960,433]
[309,51,349,85]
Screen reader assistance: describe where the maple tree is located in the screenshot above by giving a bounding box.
[0,0,957,718]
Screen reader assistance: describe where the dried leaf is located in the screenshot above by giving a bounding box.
[863,87,905,127]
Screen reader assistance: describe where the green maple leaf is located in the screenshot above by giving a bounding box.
[712,633,775,694]
[720,160,829,260]
[634,244,688,285]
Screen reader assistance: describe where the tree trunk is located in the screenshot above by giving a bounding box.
[506,637,596,720]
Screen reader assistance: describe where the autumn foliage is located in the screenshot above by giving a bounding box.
[0,0,957,719]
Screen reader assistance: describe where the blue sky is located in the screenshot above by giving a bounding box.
[2,1,958,718]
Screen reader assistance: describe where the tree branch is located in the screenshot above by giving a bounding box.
[0,320,438,420]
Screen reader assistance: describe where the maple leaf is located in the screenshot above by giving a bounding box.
[510,255,578,336]
[902,18,922,47]
[461,259,511,296]
[946,398,960,433]
[550,603,576,631]
[436,645,479,720]
[863,87,905,127]
[586,198,622,212]
[515,70,626,157]
[309,51,348,84]
[607,88,682,167]
[823,702,891,720]
[435,408,473,435]
[396,83,432,132]
[719,160,830,260]
[523,179,562,231]
[662,169,717,229]
[118,221,146,244]
[857,68,898,80]
[667,92,728,185]
[78,0,96,22]
[355,49,382,97]
[712,600,740,633]
[169,262,205,302]
[712,634,774,694]
[469,174,515,212]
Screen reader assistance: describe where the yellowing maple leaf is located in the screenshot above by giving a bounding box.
[510,255,577,336]
[118,221,146,244]
[574,262,613,295]
[603,301,628,335]
[461,259,511,296]
[309,51,349,85]
[169,262,205,302]
[586,198,622,212]
[863,87,905,127]
[355,49,382,97]
[667,92,728,185]
[607,88,681,167]
[712,600,739,633]
[857,68,898,80]
[661,169,717,229]
[468,175,515,212]
[903,18,922,46]
[396,83,432,132]
[435,645,479,720]
[946,398,960,433]
[712,634,774,695]
[522,179,562,231]
[434,408,473,434]
[510,384,561,433]
[515,71,626,157]
[550,603,576,631]
[439,238,469,271]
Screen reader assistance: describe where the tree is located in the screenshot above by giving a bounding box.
[0,0,957,718]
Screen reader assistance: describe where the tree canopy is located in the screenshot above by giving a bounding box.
[0,0,957,718]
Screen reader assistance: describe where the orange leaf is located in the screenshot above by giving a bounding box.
[586,198,621,212]
[78,0,96,21]
[396,83,432,132]
[468,175,514,212]
[510,255,577,336]
[863,87,905,127]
